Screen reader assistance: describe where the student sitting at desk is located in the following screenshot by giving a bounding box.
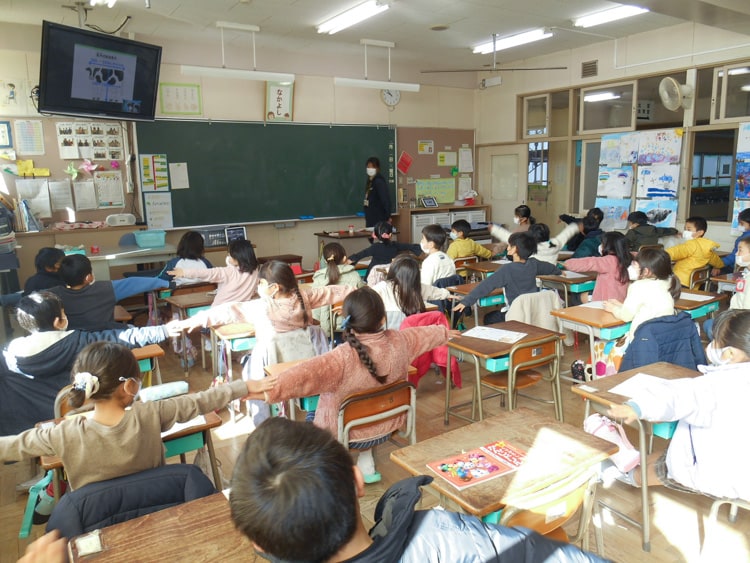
[347,221,421,280]
[570,215,605,259]
[565,232,632,303]
[452,232,559,325]
[23,248,65,295]
[244,287,453,483]
[168,239,259,306]
[490,220,580,265]
[705,238,750,339]
[0,291,172,436]
[49,254,169,331]
[607,309,750,501]
[159,231,213,285]
[559,207,603,254]
[717,207,750,274]
[229,417,607,563]
[0,340,257,490]
[624,211,678,252]
[666,216,724,287]
[311,242,364,335]
[419,224,456,286]
[446,219,492,262]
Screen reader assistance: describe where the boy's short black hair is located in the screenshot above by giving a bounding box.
[34,247,65,273]
[686,216,708,234]
[58,254,92,286]
[739,208,750,224]
[582,215,601,233]
[627,211,648,225]
[451,219,472,238]
[16,291,63,332]
[587,207,604,224]
[422,224,447,249]
[229,418,358,562]
[528,223,550,244]
[508,232,536,260]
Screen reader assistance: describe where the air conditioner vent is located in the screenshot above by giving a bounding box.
[581,60,598,78]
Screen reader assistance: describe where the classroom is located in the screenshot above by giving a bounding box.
[0,1,749,561]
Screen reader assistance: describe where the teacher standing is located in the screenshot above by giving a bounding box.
[363,156,391,228]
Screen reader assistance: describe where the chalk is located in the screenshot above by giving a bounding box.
[299,215,315,220]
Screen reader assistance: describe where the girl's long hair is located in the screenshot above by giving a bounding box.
[322,242,346,286]
[386,255,425,317]
[341,287,387,383]
[635,248,681,300]
[601,231,632,284]
[259,261,308,328]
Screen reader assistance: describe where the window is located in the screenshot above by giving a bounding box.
[579,81,636,133]
[523,94,549,138]
[528,141,548,184]
[712,63,750,123]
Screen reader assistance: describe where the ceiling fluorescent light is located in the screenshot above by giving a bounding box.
[741,85,750,92]
[317,1,389,35]
[473,29,552,54]
[334,77,419,92]
[181,65,295,84]
[584,92,620,102]
[90,0,117,6]
[574,5,649,28]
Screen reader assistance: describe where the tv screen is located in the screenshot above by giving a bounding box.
[39,21,162,121]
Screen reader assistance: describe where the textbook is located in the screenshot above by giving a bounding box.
[427,440,527,490]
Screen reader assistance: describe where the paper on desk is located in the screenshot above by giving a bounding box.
[580,301,605,309]
[679,292,714,302]
[609,373,671,399]
[462,326,526,343]
[561,271,589,279]
[492,259,511,264]
[161,415,206,438]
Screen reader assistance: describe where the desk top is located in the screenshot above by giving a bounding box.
[213,323,255,339]
[68,492,251,562]
[315,230,373,240]
[89,244,177,261]
[113,305,132,322]
[570,361,700,407]
[164,292,215,309]
[448,321,561,360]
[389,407,615,517]
[710,272,739,285]
[675,289,727,310]
[538,271,597,285]
[551,304,626,329]
[447,281,504,297]
[131,344,165,361]
[463,260,506,274]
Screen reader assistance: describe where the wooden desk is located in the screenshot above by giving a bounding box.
[40,412,223,500]
[463,259,508,280]
[315,230,373,257]
[571,362,701,552]
[113,305,132,323]
[132,344,165,386]
[558,250,574,261]
[165,292,215,375]
[709,272,739,293]
[444,321,563,424]
[551,304,630,382]
[89,244,177,281]
[257,254,303,266]
[68,492,251,561]
[391,407,615,518]
[538,271,597,307]
[675,289,727,319]
[447,282,505,327]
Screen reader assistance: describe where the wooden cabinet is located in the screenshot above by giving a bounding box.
[393,205,491,243]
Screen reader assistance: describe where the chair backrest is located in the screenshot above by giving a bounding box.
[54,384,94,418]
[500,467,599,540]
[46,464,216,539]
[454,255,479,269]
[689,265,711,290]
[337,380,416,448]
[509,334,559,377]
[506,290,562,333]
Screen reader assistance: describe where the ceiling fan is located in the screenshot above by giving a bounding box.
[421,33,567,74]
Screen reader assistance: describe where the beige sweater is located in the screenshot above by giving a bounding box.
[0,380,248,490]
[265,326,449,441]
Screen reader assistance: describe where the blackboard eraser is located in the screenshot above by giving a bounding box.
[355,212,365,217]
[299,215,315,220]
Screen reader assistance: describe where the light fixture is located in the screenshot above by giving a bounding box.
[90,0,117,7]
[317,0,389,35]
[334,39,420,92]
[741,85,750,92]
[584,92,621,102]
[472,29,552,54]
[479,75,503,89]
[574,5,649,28]
[179,21,295,84]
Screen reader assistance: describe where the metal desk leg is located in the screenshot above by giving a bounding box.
[637,419,650,551]
[444,348,453,425]
[204,428,223,489]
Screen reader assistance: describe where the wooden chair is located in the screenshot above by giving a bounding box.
[454,255,479,281]
[688,265,712,291]
[326,300,345,344]
[337,380,417,449]
[499,467,601,552]
[702,499,750,558]
[132,344,166,386]
[480,333,564,421]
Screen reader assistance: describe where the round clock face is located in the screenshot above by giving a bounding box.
[381,89,401,107]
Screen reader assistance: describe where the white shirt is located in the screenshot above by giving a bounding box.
[420,252,456,286]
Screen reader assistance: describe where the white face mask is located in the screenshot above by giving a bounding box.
[513,216,521,225]
[682,230,695,240]
[420,242,430,253]
[627,263,640,281]
[597,245,603,256]
[705,344,731,366]
[257,282,275,299]
[449,231,458,241]
[225,255,236,268]
[736,253,750,267]
[366,168,377,178]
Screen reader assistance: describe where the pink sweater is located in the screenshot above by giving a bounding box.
[265,326,449,440]
[180,266,260,306]
[564,254,629,302]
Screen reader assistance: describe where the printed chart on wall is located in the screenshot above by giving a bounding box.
[56,122,123,161]
[139,153,169,191]
[144,192,173,229]
[93,170,124,207]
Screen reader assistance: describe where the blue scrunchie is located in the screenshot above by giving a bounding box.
[340,314,352,330]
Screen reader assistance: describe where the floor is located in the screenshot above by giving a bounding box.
[1,310,748,563]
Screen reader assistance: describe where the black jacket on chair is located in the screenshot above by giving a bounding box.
[619,312,707,372]
[47,464,216,539]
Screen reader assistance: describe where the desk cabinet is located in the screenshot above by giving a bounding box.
[397,205,491,244]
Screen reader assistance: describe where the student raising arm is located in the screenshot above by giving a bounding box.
[565,231,632,302]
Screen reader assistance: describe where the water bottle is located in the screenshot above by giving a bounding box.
[32,482,57,524]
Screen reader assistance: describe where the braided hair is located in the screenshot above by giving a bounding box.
[259,260,308,328]
[341,287,386,383]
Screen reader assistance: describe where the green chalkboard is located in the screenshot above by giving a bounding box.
[135,120,396,227]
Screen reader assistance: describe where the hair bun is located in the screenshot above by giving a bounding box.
[72,371,100,399]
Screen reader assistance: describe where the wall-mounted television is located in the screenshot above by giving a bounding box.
[39,21,162,121]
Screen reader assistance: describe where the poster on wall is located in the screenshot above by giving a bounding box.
[731,200,750,234]
[735,160,750,199]
[636,164,679,199]
[596,165,634,198]
[736,122,750,160]
[265,81,294,122]
[595,197,631,231]
[637,128,683,165]
[144,192,173,229]
[635,199,678,228]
